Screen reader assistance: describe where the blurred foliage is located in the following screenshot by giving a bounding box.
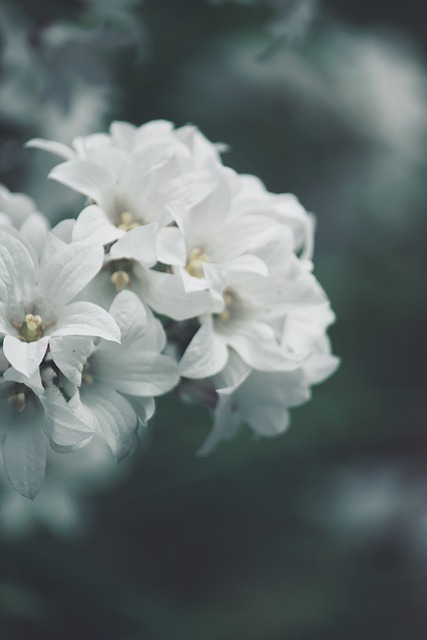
[1,0,427,639]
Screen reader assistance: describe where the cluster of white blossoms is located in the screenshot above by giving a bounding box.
[0,120,338,499]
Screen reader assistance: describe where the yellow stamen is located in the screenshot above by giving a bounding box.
[111,270,131,292]
[217,290,238,322]
[82,361,94,385]
[18,314,44,342]
[117,211,140,231]
[7,392,26,413]
[185,248,208,278]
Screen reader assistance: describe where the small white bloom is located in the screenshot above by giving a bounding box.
[198,336,339,455]
[179,231,324,379]
[67,290,179,460]
[230,174,315,263]
[27,120,233,249]
[167,174,287,294]
[0,230,120,378]
[73,222,215,321]
[0,366,94,499]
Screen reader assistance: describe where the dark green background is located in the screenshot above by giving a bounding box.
[1,1,427,638]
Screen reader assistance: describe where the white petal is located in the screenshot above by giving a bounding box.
[213,349,251,390]
[109,224,158,266]
[20,212,50,257]
[3,335,49,378]
[197,392,241,456]
[156,226,186,266]
[225,322,303,372]
[53,301,121,342]
[3,365,44,395]
[177,266,208,293]
[235,370,307,437]
[110,121,137,150]
[303,352,340,385]
[49,336,95,385]
[166,173,219,216]
[127,396,155,425]
[96,292,179,395]
[49,159,112,203]
[0,230,36,302]
[39,232,67,266]
[25,138,75,160]
[72,205,123,245]
[81,386,137,460]
[144,270,214,320]
[37,240,104,305]
[179,318,229,379]
[96,347,179,396]
[51,218,75,242]
[42,397,95,450]
[3,415,46,499]
[108,290,147,340]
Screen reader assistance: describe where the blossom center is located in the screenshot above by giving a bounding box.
[5,383,36,414]
[215,289,241,322]
[82,361,94,385]
[117,211,140,232]
[109,258,133,292]
[185,248,208,278]
[17,314,44,342]
[7,391,26,413]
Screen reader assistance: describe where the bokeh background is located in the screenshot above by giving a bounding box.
[1,1,427,638]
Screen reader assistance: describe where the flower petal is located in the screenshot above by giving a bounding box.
[72,205,123,245]
[109,224,158,266]
[42,396,95,451]
[3,335,49,378]
[37,240,104,305]
[49,336,95,386]
[144,270,214,320]
[179,318,229,379]
[80,385,137,461]
[3,365,44,395]
[225,322,304,372]
[49,159,112,203]
[156,226,186,266]
[25,138,75,160]
[53,301,121,342]
[0,229,36,302]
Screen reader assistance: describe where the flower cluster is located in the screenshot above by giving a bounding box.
[0,120,338,499]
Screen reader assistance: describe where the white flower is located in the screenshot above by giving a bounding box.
[198,335,339,455]
[0,229,120,378]
[178,230,325,379]
[26,120,233,251]
[66,290,179,460]
[0,184,50,257]
[166,174,286,294]
[230,174,315,263]
[63,220,215,321]
[0,367,94,499]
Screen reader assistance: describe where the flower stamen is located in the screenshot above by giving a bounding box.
[111,270,131,292]
[117,211,140,231]
[17,314,44,342]
[216,290,240,322]
[7,391,26,413]
[185,248,208,278]
[82,361,94,386]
